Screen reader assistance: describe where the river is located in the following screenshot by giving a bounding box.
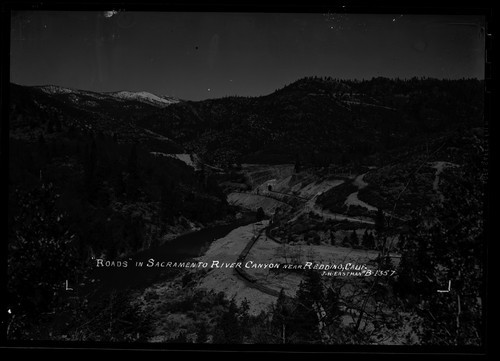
[86,212,258,294]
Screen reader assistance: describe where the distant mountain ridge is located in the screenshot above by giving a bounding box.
[107,90,179,107]
[9,82,184,154]
[9,76,484,168]
[35,84,179,108]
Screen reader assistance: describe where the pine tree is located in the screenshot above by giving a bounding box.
[362,229,369,248]
[238,298,251,338]
[303,270,324,303]
[195,322,208,343]
[394,134,485,345]
[294,155,301,174]
[291,270,324,343]
[8,183,78,314]
[329,229,336,245]
[368,232,376,249]
[350,230,359,247]
[256,207,265,221]
[272,289,291,343]
[174,331,188,343]
[213,299,243,344]
[362,230,375,249]
[324,278,342,339]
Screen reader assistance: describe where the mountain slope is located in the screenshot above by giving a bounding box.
[108,90,179,107]
[9,83,183,153]
[9,77,484,169]
[135,77,484,167]
[36,84,179,108]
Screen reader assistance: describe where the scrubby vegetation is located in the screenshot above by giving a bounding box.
[7,76,485,346]
[138,77,483,168]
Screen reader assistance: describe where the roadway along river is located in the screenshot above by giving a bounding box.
[86,212,258,295]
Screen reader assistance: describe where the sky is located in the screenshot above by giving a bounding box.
[10,11,485,101]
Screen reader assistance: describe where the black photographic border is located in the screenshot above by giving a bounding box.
[0,0,493,357]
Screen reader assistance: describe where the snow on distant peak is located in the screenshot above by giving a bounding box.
[110,90,179,107]
[36,85,179,107]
